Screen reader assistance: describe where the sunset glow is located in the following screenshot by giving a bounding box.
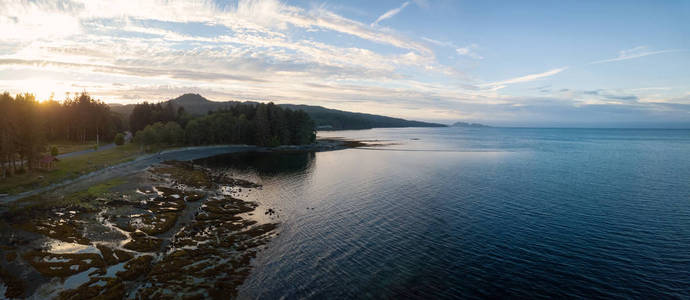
[0,0,688,126]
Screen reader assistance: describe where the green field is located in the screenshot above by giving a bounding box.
[51,141,100,156]
[0,143,142,195]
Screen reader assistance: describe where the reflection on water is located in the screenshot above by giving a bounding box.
[42,240,99,255]
[221,128,690,299]
[194,151,316,176]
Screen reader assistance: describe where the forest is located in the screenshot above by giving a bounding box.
[0,92,124,176]
[0,92,316,177]
[132,101,316,148]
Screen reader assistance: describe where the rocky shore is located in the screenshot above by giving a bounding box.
[0,138,366,205]
[0,160,281,299]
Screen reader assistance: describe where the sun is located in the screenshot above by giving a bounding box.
[16,78,71,102]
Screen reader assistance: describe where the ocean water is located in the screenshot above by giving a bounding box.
[197,128,690,299]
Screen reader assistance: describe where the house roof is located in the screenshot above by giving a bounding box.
[40,155,59,164]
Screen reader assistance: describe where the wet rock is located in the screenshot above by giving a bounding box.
[116,255,153,281]
[123,232,162,252]
[23,251,105,277]
[97,245,132,266]
[152,161,212,188]
[5,251,16,262]
[0,268,24,298]
[57,276,125,300]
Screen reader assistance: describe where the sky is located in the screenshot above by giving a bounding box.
[0,0,689,127]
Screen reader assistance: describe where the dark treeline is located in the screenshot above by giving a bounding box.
[0,91,316,177]
[134,102,316,148]
[0,92,124,175]
[129,102,186,133]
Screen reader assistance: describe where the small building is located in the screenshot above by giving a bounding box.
[38,155,59,170]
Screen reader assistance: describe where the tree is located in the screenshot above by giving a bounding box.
[14,93,45,170]
[114,133,125,146]
[254,103,271,146]
[162,122,184,145]
[129,100,316,150]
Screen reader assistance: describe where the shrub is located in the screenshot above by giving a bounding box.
[50,146,59,156]
[114,133,125,146]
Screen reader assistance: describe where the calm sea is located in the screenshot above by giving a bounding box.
[196,128,690,299]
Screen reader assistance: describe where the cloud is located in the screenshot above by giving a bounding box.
[589,46,684,64]
[483,67,567,88]
[0,58,267,83]
[456,44,483,59]
[421,37,453,47]
[422,38,483,60]
[1,0,689,126]
[371,1,410,26]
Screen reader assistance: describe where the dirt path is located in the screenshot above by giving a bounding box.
[0,138,358,206]
[56,132,132,159]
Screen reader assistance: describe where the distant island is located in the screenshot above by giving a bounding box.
[451,121,490,128]
[110,94,446,130]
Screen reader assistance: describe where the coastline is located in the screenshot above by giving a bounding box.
[0,138,363,206]
[0,158,281,298]
[0,138,365,298]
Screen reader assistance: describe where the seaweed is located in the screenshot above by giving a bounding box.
[23,251,105,277]
[57,277,125,300]
[123,232,162,252]
[0,267,24,298]
[116,255,153,281]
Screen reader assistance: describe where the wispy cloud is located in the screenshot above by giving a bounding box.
[421,37,454,47]
[483,67,568,88]
[371,1,410,26]
[456,44,483,59]
[589,46,684,64]
[421,38,483,60]
[0,0,688,125]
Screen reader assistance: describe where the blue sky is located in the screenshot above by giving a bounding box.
[0,0,688,126]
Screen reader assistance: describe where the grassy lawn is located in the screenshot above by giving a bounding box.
[10,177,127,210]
[0,143,143,195]
[50,141,100,155]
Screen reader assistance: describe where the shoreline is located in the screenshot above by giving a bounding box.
[0,139,363,206]
[0,159,282,298]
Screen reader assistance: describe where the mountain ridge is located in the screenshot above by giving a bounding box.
[110,93,447,130]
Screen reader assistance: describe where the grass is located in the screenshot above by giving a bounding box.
[10,177,127,211]
[0,143,142,195]
[50,141,99,156]
[60,177,127,207]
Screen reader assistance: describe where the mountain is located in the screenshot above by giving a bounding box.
[110,94,447,130]
[451,121,490,128]
[278,104,445,130]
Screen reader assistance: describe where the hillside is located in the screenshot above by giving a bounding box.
[451,121,490,128]
[110,94,446,130]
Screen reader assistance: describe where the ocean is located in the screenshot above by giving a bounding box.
[195,127,690,299]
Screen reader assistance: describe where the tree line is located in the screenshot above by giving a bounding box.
[0,91,316,178]
[0,92,124,176]
[134,102,316,148]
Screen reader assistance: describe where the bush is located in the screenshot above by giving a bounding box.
[114,133,125,146]
[50,146,59,156]
[268,136,281,147]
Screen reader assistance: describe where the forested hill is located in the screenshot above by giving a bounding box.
[110,94,446,130]
[278,104,446,130]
